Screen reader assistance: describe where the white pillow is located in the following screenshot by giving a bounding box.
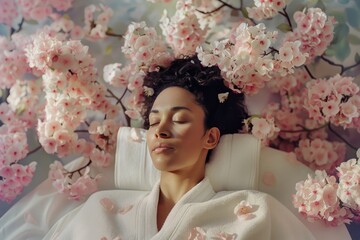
[114,127,261,192]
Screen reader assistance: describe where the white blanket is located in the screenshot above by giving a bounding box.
[43,177,316,240]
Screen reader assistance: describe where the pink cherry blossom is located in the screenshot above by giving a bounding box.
[0,162,37,202]
[160,0,207,57]
[83,4,113,40]
[48,160,100,201]
[192,0,227,30]
[295,138,346,174]
[48,0,73,12]
[337,158,360,211]
[284,8,336,63]
[0,36,31,89]
[0,0,18,26]
[293,170,352,225]
[0,128,28,166]
[16,0,74,22]
[100,197,117,213]
[89,119,120,153]
[247,0,289,20]
[234,200,255,220]
[213,231,237,240]
[304,75,359,128]
[103,63,130,87]
[122,21,173,72]
[188,227,206,240]
[247,115,280,146]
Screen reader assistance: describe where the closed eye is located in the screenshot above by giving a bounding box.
[149,122,159,127]
[173,120,188,124]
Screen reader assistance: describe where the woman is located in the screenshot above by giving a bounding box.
[41,56,315,239]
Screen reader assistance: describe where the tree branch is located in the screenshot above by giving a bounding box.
[105,30,123,38]
[278,7,293,31]
[196,0,242,15]
[68,159,92,179]
[10,18,24,36]
[304,65,316,79]
[328,124,357,151]
[320,55,360,75]
[26,145,42,157]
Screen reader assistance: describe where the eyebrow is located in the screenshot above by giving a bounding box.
[150,106,192,114]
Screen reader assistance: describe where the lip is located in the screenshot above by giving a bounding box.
[152,143,174,153]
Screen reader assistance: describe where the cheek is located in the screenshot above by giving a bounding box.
[146,130,155,147]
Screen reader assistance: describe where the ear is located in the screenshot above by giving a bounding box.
[204,127,220,150]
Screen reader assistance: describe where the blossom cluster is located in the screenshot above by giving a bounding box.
[192,0,227,30]
[295,138,346,174]
[0,0,18,26]
[197,21,307,95]
[115,21,174,119]
[0,34,32,90]
[0,0,74,26]
[22,30,120,199]
[294,151,360,225]
[245,115,280,146]
[293,170,353,225]
[304,74,360,127]
[160,0,207,57]
[247,0,289,21]
[337,157,360,212]
[122,21,173,72]
[84,4,113,40]
[0,127,36,202]
[48,160,99,201]
[284,8,336,63]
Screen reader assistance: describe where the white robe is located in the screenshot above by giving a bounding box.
[43,177,315,240]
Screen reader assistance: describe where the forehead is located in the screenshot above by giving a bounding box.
[151,87,198,110]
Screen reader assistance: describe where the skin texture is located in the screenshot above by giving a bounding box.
[146,87,220,230]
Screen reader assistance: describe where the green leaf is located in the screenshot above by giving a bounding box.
[307,0,318,7]
[105,45,112,55]
[328,11,346,23]
[335,38,351,61]
[25,19,38,25]
[355,53,360,63]
[349,34,360,45]
[325,46,336,57]
[315,0,326,11]
[241,8,249,19]
[276,23,291,33]
[346,7,360,29]
[331,23,349,44]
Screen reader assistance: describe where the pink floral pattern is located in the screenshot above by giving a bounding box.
[100,197,133,215]
[188,227,206,240]
[234,200,256,220]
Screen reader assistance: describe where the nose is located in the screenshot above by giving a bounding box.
[155,122,171,138]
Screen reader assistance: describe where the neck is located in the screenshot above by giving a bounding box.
[159,171,205,204]
[156,170,205,230]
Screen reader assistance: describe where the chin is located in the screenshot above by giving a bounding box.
[151,157,175,171]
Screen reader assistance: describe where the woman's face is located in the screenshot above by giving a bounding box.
[146,87,217,176]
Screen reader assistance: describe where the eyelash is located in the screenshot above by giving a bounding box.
[149,122,159,127]
[149,120,186,127]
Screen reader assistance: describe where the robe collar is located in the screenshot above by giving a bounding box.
[139,177,216,238]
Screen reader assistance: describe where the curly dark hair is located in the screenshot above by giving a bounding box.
[142,55,249,136]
